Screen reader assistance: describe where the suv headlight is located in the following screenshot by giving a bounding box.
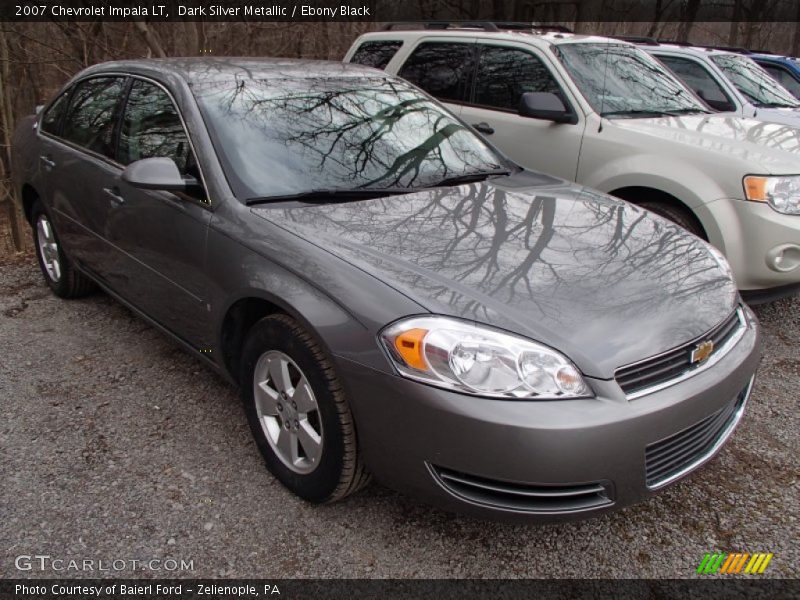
[744,175,800,215]
[380,316,592,399]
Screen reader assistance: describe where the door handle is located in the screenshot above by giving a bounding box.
[103,186,125,204]
[39,155,56,169]
[472,122,495,135]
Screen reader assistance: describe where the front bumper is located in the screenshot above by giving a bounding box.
[701,198,800,292]
[338,307,760,522]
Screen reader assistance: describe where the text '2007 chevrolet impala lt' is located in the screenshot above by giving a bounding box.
[12,58,760,521]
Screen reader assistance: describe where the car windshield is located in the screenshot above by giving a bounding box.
[192,75,506,200]
[711,54,800,108]
[554,43,708,117]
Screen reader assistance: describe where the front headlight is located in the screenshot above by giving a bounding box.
[743,175,800,215]
[380,316,592,399]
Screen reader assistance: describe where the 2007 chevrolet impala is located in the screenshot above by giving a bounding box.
[11,58,760,521]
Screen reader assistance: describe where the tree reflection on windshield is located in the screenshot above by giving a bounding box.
[555,43,707,117]
[711,54,799,108]
[193,74,504,199]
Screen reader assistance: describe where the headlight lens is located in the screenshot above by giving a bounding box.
[380,316,592,399]
[743,175,800,215]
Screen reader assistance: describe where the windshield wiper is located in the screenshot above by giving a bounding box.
[430,169,512,188]
[756,102,799,108]
[660,108,712,115]
[246,187,415,206]
[600,109,674,118]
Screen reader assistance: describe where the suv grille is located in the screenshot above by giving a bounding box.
[645,378,752,489]
[616,308,744,398]
[429,465,613,513]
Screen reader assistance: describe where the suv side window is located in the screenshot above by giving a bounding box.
[40,88,72,136]
[350,41,402,69]
[474,46,562,111]
[118,79,205,200]
[62,77,126,157]
[398,42,475,102]
[656,55,735,111]
[760,64,800,99]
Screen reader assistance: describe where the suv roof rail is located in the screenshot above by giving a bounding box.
[695,44,752,54]
[381,21,572,34]
[750,49,773,55]
[656,38,693,46]
[611,35,659,45]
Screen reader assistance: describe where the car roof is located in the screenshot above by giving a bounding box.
[76,57,383,84]
[357,28,633,50]
[644,44,739,58]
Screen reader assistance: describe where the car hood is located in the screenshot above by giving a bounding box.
[610,114,800,174]
[252,174,738,378]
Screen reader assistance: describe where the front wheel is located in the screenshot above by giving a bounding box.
[639,201,706,239]
[31,200,95,298]
[239,314,369,503]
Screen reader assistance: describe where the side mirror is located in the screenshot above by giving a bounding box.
[121,157,188,191]
[519,92,577,124]
[35,104,44,115]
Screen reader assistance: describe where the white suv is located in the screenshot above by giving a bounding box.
[344,24,800,301]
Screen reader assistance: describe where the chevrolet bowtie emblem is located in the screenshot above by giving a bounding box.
[691,340,715,364]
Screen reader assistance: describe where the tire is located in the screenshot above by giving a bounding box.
[239,314,369,503]
[31,200,96,298]
[639,201,706,239]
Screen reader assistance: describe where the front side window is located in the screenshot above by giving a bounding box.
[473,46,562,111]
[62,77,126,157]
[759,64,800,99]
[350,41,403,69]
[40,89,72,136]
[193,76,505,200]
[555,43,708,118]
[711,54,799,108]
[656,55,735,111]
[398,42,475,102]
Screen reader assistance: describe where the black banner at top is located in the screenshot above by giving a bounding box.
[3,0,800,23]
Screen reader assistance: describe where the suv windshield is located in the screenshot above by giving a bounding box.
[555,43,708,117]
[710,54,800,108]
[193,76,506,200]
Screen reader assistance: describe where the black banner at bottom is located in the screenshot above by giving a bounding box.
[1,579,799,600]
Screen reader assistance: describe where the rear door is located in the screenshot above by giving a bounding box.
[396,38,477,117]
[460,43,585,180]
[109,78,212,348]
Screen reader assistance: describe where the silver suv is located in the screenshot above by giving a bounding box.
[345,24,800,301]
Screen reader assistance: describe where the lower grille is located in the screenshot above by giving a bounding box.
[645,377,753,489]
[429,465,613,513]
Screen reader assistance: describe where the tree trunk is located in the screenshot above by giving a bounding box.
[133,20,167,58]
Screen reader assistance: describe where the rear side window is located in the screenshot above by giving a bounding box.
[62,77,126,157]
[350,41,402,69]
[656,55,734,111]
[474,46,562,111]
[40,89,72,136]
[760,64,800,99]
[399,42,475,102]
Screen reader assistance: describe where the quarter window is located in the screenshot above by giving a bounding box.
[350,41,402,69]
[62,77,126,157]
[474,46,562,111]
[398,42,475,102]
[40,89,72,136]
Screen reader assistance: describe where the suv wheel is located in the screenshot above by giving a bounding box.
[639,201,705,239]
[32,201,96,298]
[240,314,369,503]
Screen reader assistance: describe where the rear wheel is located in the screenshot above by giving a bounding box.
[240,314,369,503]
[31,201,95,298]
[639,201,705,239]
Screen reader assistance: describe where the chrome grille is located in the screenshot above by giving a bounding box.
[645,377,753,489]
[616,307,745,398]
[429,465,613,513]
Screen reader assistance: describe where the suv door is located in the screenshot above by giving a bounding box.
[460,44,584,180]
[43,76,128,277]
[111,78,212,348]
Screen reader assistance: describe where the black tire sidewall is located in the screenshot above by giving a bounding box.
[640,202,704,239]
[240,316,347,503]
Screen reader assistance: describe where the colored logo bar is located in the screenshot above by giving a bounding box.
[697,552,774,574]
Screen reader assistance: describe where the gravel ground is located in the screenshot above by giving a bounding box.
[1,251,798,579]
